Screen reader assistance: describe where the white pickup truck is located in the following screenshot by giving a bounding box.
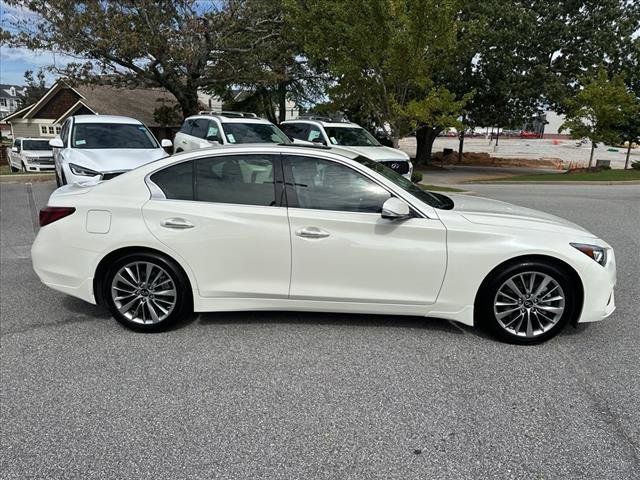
[8,137,55,172]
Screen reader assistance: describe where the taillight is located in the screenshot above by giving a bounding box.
[39,207,76,227]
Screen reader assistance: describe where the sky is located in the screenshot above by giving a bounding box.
[0,2,75,86]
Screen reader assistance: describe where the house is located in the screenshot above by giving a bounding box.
[3,80,181,141]
[0,84,27,120]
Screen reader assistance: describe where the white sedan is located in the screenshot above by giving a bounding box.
[32,145,616,344]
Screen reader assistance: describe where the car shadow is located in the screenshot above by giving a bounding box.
[62,296,111,319]
[197,310,467,335]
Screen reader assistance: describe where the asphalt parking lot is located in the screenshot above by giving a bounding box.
[1,180,639,479]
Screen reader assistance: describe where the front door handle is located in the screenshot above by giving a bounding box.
[161,217,194,229]
[296,226,330,239]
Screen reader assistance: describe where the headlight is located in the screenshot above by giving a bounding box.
[69,163,100,176]
[571,243,607,266]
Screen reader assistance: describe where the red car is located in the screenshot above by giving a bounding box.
[520,130,542,139]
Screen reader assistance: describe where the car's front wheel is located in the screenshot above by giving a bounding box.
[103,252,192,332]
[477,261,577,344]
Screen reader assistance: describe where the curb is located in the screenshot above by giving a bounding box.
[0,173,55,183]
[466,180,640,185]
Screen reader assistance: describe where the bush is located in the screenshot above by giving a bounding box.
[411,170,423,183]
[631,161,640,170]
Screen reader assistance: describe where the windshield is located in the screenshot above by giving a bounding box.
[71,123,159,149]
[22,140,51,151]
[354,156,454,210]
[221,123,290,144]
[324,127,381,147]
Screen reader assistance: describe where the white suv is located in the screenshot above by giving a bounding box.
[8,137,55,172]
[50,115,172,186]
[280,118,413,179]
[173,112,291,153]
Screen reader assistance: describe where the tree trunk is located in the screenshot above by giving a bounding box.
[589,141,595,168]
[415,126,440,165]
[170,86,200,119]
[458,130,465,163]
[625,142,632,169]
[495,126,500,147]
[277,83,287,124]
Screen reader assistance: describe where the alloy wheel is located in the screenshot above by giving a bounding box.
[110,261,177,325]
[493,271,565,338]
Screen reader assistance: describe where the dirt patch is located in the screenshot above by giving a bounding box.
[430,151,566,170]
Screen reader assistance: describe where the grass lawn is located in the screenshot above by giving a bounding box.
[419,184,465,192]
[488,169,640,182]
[0,163,15,175]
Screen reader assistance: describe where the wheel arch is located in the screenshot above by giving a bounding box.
[474,254,584,325]
[93,246,194,306]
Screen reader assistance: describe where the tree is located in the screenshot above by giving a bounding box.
[3,1,278,118]
[205,0,328,124]
[617,99,640,170]
[560,70,637,168]
[289,0,460,150]
[18,69,47,108]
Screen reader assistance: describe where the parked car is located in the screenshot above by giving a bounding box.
[32,144,616,344]
[49,115,172,186]
[280,118,413,179]
[520,130,542,139]
[173,112,291,153]
[8,137,55,172]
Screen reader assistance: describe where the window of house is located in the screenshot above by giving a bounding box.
[41,125,48,135]
[0,99,6,107]
[48,126,55,134]
[55,126,61,134]
[284,155,390,213]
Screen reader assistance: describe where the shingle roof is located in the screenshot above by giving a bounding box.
[73,84,181,127]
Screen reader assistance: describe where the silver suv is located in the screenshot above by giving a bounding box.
[173,112,291,153]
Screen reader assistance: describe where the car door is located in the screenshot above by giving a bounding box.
[283,154,447,305]
[143,153,291,299]
[9,139,20,168]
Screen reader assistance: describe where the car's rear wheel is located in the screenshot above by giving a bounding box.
[103,252,191,332]
[477,261,577,344]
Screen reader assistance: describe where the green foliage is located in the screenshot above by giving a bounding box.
[153,102,182,127]
[404,88,472,133]
[560,70,637,146]
[411,170,423,183]
[288,0,461,139]
[18,69,47,109]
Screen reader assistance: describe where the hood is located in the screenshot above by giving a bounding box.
[447,194,596,237]
[68,148,168,172]
[338,145,410,162]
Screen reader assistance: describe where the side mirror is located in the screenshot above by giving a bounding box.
[381,197,411,220]
[49,137,64,148]
[161,139,173,148]
[11,146,18,152]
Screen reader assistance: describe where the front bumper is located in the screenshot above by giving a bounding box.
[24,159,55,172]
[576,247,617,323]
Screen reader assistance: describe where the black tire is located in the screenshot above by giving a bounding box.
[103,252,192,332]
[476,260,577,344]
[55,170,62,187]
[10,164,19,173]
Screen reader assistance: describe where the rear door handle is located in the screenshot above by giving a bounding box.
[161,217,194,229]
[296,226,330,239]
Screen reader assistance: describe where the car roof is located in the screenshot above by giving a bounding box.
[185,114,275,124]
[72,115,144,125]
[169,143,362,162]
[16,137,50,141]
[281,119,361,128]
